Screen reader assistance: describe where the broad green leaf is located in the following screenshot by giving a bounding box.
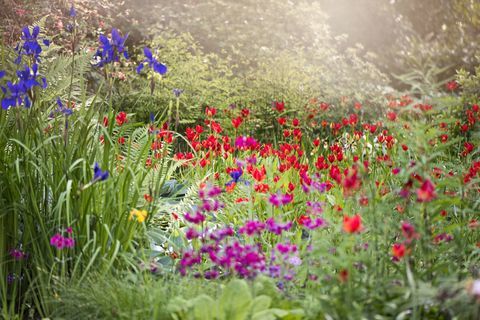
[219,279,252,320]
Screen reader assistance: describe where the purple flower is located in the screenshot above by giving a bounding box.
[201,199,223,212]
[69,4,76,17]
[198,185,223,199]
[204,269,219,279]
[303,217,326,230]
[10,248,26,261]
[179,250,202,276]
[7,273,16,284]
[288,256,302,266]
[173,88,183,97]
[306,201,324,215]
[209,227,234,242]
[265,218,292,235]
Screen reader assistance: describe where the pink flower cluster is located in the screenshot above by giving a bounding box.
[50,227,75,250]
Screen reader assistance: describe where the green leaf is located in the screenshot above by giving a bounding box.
[191,294,218,320]
[251,295,272,314]
[219,279,252,320]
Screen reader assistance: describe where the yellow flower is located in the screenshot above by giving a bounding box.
[129,209,148,223]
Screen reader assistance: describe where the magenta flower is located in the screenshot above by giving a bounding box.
[235,136,258,150]
[185,227,200,240]
[184,211,205,224]
[276,243,297,255]
[239,220,266,236]
[50,233,65,249]
[10,248,26,261]
[306,201,324,215]
[209,227,234,242]
[303,217,327,230]
[64,237,75,248]
[268,192,293,207]
[50,233,75,250]
[266,218,292,235]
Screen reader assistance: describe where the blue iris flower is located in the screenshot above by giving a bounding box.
[136,47,167,75]
[173,88,183,97]
[56,98,73,116]
[95,28,129,67]
[15,26,49,64]
[1,64,47,110]
[226,168,246,187]
[93,162,109,181]
[0,71,5,79]
[16,64,47,90]
[1,82,25,109]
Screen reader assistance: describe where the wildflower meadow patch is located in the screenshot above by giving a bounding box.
[1,2,480,320]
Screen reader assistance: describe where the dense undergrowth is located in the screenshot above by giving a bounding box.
[1,6,480,320]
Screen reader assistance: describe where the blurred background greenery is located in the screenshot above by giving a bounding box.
[2,0,480,89]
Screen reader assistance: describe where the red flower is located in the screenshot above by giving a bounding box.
[469,219,479,229]
[401,222,419,244]
[392,243,406,260]
[275,101,285,112]
[440,134,448,143]
[115,112,127,126]
[144,194,153,202]
[241,108,250,117]
[342,167,361,195]
[416,179,437,202]
[401,144,408,151]
[254,183,270,193]
[359,196,369,206]
[277,117,287,125]
[462,142,474,156]
[103,116,109,127]
[445,80,458,91]
[235,197,249,203]
[297,215,311,226]
[339,269,349,283]
[205,106,217,117]
[231,116,243,129]
[343,214,362,233]
[387,111,397,121]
